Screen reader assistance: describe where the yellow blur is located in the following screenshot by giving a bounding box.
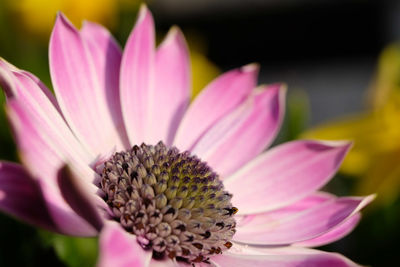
[303,44,400,205]
[6,0,124,38]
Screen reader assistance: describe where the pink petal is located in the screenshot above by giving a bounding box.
[236,192,334,228]
[6,100,98,236]
[97,222,152,267]
[0,59,16,97]
[0,59,61,113]
[192,84,285,177]
[173,64,259,151]
[211,246,360,267]
[0,61,94,187]
[232,195,374,245]
[0,161,57,232]
[57,165,105,232]
[295,213,361,247]
[50,13,125,156]
[120,5,155,146]
[152,26,191,145]
[5,95,97,185]
[80,21,130,148]
[224,140,352,214]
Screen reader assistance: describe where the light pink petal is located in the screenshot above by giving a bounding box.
[236,192,334,228]
[0,161,57,232]
[211,246,360,267]
[0,59,62,112]
[5,89,97,185]
[6,100,98,236]
[57,165,105,232]
[0,59,91,165]
[80,21,129,148]
[97,222,152,267]
[295,213,361,247]
[152,26,191,145]
[224,140,352,214]
[233,195,374,245]
[174,64,259,151]
[192,84,285,177]
[0,59,17,96]
[50,13,125,156]
[120,5,155,146]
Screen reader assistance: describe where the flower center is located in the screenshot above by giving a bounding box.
[99,141,237,264]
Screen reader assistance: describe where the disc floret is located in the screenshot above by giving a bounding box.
[100,141,237,264]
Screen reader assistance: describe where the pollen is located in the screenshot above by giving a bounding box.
[99,141,237,264]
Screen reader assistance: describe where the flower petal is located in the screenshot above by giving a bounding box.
[5,94,97,185]
[192,84,285,177]
[50,12,125,156]
[57,165,105,232]
[151,26,191,145]
[6,100,98,236]
[295,213,361,247]
[236,192,334,228]
[224,140,352,214]
[120,5,155,146]
[0,161,57,232]
[80,21,130,148]
[0,59,91,165]
[0,58,61,112]
[211,246,360,267]
[233,195,374,245]
[97,222,152,267]
[174,64,259,151]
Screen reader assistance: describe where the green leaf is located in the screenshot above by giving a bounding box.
[45,233,99,267]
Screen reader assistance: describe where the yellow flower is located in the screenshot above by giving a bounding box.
[6,0,123,38]
[303,44,400,204]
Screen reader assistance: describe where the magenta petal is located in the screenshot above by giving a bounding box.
[0,59,61,113]
[0,59,18,96]
[0,162,57,232]
[152,27,190,145]
[50,13,125,156]
[6,100,98,236]
[174,64,259,151]
[192,84,285,177]
[0,59,92,166]
[120,5,156,146]
[80,21,130,149]
[97,222,151,267]
[225,140,352,214]
[5,98,97,186]
[57,165,104,232]
[211,246,360,267]
[236,192,334,228]
[295,213,361,247]
[233,195,374,245]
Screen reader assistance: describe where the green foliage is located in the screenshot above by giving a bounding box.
[47,234,99,267]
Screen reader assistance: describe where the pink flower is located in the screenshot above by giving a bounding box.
[0,5,373,267]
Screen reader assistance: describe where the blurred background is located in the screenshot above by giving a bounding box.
[0,0,399,266]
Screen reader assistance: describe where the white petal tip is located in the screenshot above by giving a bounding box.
[309,140,353,150]
[364,194,377,204]
[138,3,151,21]
[241,63,260,73]
[163,26,185,46]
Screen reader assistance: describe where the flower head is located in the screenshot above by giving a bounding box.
[0,5,373,266]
